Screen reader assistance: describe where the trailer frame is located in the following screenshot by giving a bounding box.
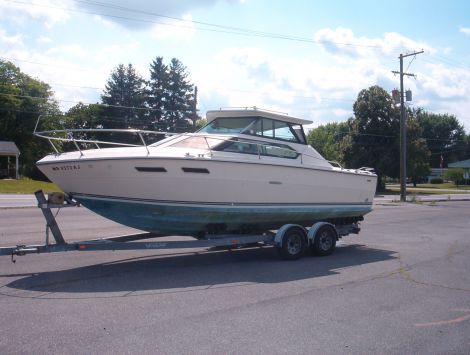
[0,190,361,262]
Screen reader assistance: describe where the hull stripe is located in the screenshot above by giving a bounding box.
[73,193,373,208]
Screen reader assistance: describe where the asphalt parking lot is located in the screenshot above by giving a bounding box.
[0,199,469,354]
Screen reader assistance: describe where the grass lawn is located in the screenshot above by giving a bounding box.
[0,179,61,194]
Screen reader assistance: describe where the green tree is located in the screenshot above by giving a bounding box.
[196,118,207,130]
[65,102,104,129]
[0,60,61,178]
[63,102,106,148]
[147,56,168,131]
[445,168,464,185]
[165,58,194,132]
[407,113,431,186]
[307,121,349,163]
[101,63,146,129]
[415,109,466,167]
[341,86,400,191]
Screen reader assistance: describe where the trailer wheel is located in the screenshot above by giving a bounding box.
[311,224,337,256]
[277,226,306,260]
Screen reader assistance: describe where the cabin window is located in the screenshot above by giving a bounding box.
[217,139,298,159]
[219,140,259,155]
[246,118,303,144]
[263,144,299,159]
[199,116,307,144]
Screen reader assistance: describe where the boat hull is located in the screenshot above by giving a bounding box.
[37,149,376,236]
[74,193,372,236]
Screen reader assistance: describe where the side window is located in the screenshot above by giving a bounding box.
[264,144,299,159]
[247,118,299,143]
[262,118,275,139]
[218,139,298,159]
[221,140,259,155]
[247,119,263,136]
[273,121,297,142]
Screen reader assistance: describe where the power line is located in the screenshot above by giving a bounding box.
[405,55,416,73]
[0,92,176,113]
[0,73,357,105]
[1,106,466,148]
[4,0,416,52]
[420,54,470,73]
[74,0,301,39]
[0,107,198,127]
[0,56,97,72]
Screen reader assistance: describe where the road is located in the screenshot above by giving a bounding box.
[0,201,469,354]
[0,194,38,208]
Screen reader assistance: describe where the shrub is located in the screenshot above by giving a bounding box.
[430,177,443,184]
[445,168,464,186]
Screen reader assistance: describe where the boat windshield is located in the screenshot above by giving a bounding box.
[199,116,306,144]
[199,117,257,134]
[169,136,223,150]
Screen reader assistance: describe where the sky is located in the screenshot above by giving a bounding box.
[1,0,470,130]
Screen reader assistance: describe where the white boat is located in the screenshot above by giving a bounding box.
[36,108,377,237]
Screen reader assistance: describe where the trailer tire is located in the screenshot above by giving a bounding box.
[311,224,337,256]
[277,226,306,260]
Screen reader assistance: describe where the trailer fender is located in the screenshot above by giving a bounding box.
[307,222,337,246]
[274,224,306,246]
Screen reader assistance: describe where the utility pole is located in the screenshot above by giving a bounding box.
[392,50,423,202]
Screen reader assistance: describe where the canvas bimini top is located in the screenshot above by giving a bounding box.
[205,107,313,126]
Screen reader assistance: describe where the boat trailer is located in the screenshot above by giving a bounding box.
[0,190,361,262]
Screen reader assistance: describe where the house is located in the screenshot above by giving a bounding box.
[448,159,470,180]
[0,141,20,179]
[426,167,447,183]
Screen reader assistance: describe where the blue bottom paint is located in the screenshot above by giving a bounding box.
[76,195,372,237]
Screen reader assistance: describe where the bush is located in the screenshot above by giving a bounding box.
[445,168,464,186]
[430,177,443,184]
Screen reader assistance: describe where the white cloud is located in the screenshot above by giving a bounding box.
[2,41,107,111]
[459,27,470,36]
[45,44,90,60]
[92,14,117,29]
[415,61,470,128]
[314,27,435,58]
[0,0,71,27]
[2,16,469,131]
[75,0,235,30]
[195,29,470,130]
[195,46,363,123]
[420,63,467,99]
[0,28,23,45]
[36,35,53,44]
[150,14,196,41]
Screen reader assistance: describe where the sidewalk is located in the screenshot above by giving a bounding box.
[374,193,470,204]
[0,194,38,208]
[386,184,470,194]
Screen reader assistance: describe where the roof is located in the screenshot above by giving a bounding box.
[206,107,313,125]
[0,141,20,156]
[448,159,470,168]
